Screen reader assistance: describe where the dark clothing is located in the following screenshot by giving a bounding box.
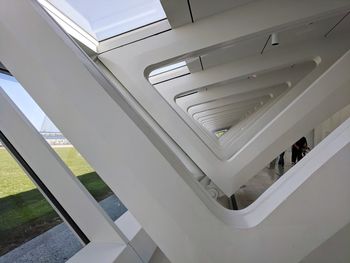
[292,137,308,163]
[291,145,302,163]
[278,152,285,166]
[295,137,307,149]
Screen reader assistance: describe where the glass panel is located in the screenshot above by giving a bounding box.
[0,141,82,261]
[0,73,127,221]
[149,61,187,77]
[43,0,166,41]
[149,61,189,85]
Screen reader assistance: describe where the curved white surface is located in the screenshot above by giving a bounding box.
[1,1,350,262]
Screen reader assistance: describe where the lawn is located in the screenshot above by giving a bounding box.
[0,146,113,255]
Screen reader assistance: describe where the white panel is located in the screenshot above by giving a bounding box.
[190,0,258,21]
[300,223,350,263]
[160,0,192,27]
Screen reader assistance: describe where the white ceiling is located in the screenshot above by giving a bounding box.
[161,0,260,26]
[147,9,350,134]
[189,0,258,22]
[187,12,350,73]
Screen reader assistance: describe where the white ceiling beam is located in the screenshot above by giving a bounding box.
[193,99,263,121]
[156,39,337,100]
[160,0,192,28]
[189,94,271,118]
[185,57,203,73]
[178,83,287,113]
[198,106,255,124]
[175,61,314,113]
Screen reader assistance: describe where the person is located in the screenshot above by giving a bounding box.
[291,137,308,164]
[269,157,277,169]
[270,151,285,169]
[278,151,285,166]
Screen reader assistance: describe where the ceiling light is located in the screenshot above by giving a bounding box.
[247,74,257,80]
[271,32,279,46]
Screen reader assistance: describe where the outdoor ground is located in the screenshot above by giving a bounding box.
[0,146,113,256]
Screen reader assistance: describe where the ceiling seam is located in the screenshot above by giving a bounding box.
[260,34,271,55]
[324,11,350,38]
[187,0,195,23]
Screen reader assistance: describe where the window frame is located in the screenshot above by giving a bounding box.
[0,131,90,245]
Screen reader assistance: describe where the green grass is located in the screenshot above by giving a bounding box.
[0,146,113,255]
[0,147,112,199]
[0,149,35,198]
[54,147,94,177]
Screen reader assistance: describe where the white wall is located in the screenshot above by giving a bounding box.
[300,222,350,263]
[314,103,350,145]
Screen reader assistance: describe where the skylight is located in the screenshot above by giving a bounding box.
[45,0,166,41]
[148,62,189,85]
[149,61,187,77]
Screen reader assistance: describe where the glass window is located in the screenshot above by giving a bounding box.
[0,137,83,261]
[41,0,166,41]
[149,61,187,77]
[0,72,127,222]
[148,61,190,85]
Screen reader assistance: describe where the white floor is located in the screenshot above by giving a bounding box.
[235,149,293,209]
